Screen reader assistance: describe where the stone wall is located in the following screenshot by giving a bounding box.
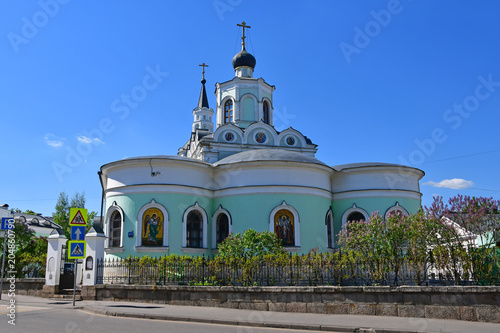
[81,284,500,323]
[0,278,45,297]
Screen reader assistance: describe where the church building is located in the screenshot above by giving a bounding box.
[99,22,424,258]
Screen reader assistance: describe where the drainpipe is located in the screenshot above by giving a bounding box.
[97,171,105,230]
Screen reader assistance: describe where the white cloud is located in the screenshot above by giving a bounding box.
[44,133,65,148]
[77,135,104,145]
[423,178,474,189]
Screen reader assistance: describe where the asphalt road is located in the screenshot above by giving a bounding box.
[0,301,328,333]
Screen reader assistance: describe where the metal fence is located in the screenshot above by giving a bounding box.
[96,254,494,286]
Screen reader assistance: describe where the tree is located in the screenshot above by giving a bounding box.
[52,191,98,239]
[217,229,285,258]
[426,195,500,284]
[0,220,48,277]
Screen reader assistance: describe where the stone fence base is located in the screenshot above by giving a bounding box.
[80,284,500,323]
[0,278,45,297]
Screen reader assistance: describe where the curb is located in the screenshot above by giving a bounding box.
[81,306,424,333]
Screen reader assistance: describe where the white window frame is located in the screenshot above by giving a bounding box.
[182,202,208,249]
[341,204,369,228]
[105,202,124,250]
[212,205,232,248]
[385,202,409,219]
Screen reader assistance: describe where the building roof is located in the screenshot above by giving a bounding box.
[197,78,209,109]
[334,162,425,175]
[232,46,256,70]
[213,149,329,167]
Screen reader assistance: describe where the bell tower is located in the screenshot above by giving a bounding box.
[191,63,214,132]
[215,21,275,129]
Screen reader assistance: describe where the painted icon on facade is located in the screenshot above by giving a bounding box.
[225,132,234,142]
[274,209,294,246]
[142,208,163,246]
[255,132,267,143]
[286,136,295,146]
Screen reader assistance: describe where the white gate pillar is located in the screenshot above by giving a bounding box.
[82,226,106,285]
[45,229,67,286]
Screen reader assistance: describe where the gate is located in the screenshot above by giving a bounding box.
[59,245,75,290]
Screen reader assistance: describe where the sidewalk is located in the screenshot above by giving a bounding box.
[2,294,500,333]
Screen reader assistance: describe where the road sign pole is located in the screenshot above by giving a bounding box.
[73,258,77,306]
[0,234,7,300]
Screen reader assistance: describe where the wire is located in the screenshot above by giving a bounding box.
[423,148,500,165]
[234,25,240,54]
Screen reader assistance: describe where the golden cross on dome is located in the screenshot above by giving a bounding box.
[199,62,208,80]
[237,21,251,47]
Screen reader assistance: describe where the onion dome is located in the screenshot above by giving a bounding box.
[232,46,256,70]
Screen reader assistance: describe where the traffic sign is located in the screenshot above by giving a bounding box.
[1,218,14,231]
[71,226,86,241]
[69,208,87,226]
[68,241,86,259]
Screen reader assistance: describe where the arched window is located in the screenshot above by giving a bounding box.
[186,210,203,248]
[263,101,269,124]
[216,213,229,247]
[341,204,369,228]
[385,202,409,219]
[109,210,122,247]
[325,210,334,248]
[224,100,233,123]
[347,211,366,222]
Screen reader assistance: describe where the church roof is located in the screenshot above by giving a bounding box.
[232,46,256,70]
[197,78,209,109]
[213,149,328,167]
[334,162,425,175]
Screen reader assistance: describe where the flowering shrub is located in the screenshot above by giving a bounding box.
[337,195,500,285]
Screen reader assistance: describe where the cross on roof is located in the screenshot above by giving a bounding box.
[199,62,208,80]
[237,21,251,47]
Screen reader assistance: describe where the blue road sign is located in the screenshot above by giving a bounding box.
[1,218,14,231]
[68,241,86,259]
[71,226,86,241]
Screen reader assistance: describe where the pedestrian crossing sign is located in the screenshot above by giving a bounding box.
[70,208,88,226]
[68,241,86,259]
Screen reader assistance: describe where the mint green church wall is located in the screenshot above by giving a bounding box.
[105,192,212,259]
[105,192,421,258]
[241,97,255,121]
[215,193,332,253]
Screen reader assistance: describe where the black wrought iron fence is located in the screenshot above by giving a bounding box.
[95,253,498,286]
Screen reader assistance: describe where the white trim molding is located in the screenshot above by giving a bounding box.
[269,200,300,247]
[136,199,169,247]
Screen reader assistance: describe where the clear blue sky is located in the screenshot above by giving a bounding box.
[1,1,499,217]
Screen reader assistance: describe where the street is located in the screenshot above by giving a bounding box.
[0,299,326,333]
